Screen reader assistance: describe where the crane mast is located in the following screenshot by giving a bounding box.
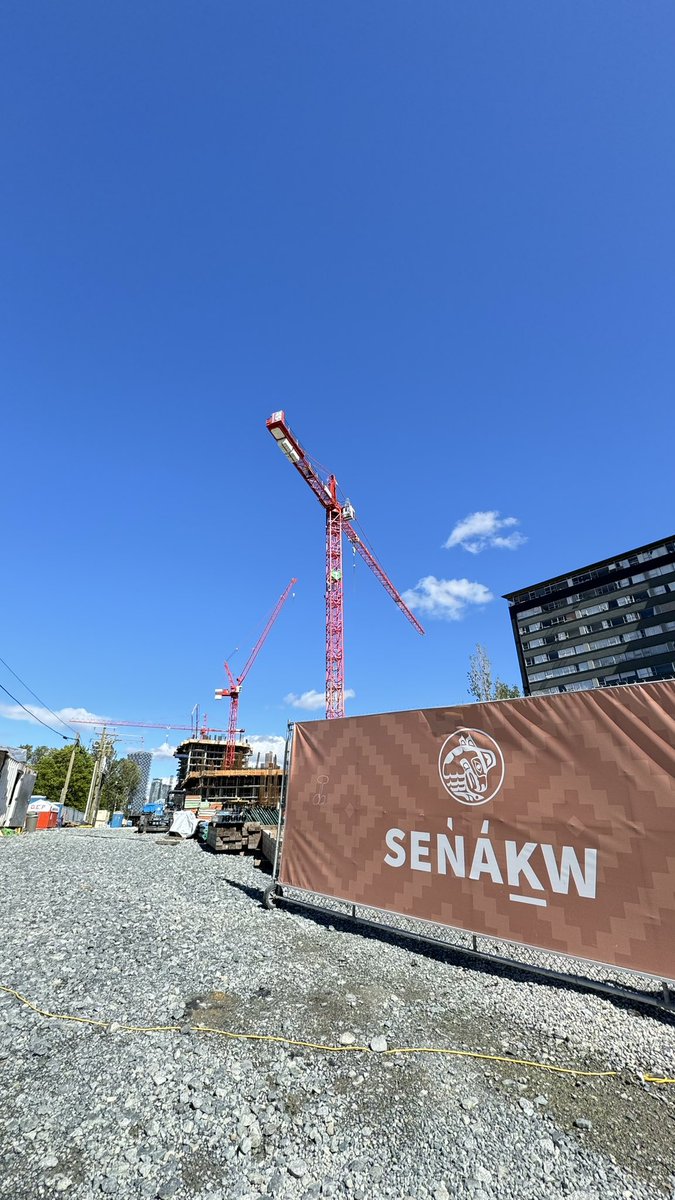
[266,411,423,719]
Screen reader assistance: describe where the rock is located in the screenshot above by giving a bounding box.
[369,1036,388,1053]
[433,1185,450,1200]
[339,1032,356,1046]
[574,1118,593,1131]
[287,1160,308,1179]
[156,1180,180,1199]
[267,1170,285,1195]
[518,1098,534,1115]
[460,1097,479,1111]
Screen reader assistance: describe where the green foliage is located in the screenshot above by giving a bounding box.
[494,679,521,700]
[467,644,521,702]
[101,757,141,816]
[33,743,95,809]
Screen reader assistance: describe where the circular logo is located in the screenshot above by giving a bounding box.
[438,727,505,806]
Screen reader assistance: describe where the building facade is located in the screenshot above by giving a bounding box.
[128,751,152,815]
[504,536,675,696]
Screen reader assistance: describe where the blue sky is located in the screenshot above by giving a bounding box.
[1,2,674,774]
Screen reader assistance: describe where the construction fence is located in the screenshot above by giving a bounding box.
[273,680,675,1006]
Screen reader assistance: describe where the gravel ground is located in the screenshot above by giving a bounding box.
[1,829,674,1200]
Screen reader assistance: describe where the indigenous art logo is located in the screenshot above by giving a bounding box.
[438,728,505,806]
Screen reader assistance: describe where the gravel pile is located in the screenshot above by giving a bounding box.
[1,829,674,1200]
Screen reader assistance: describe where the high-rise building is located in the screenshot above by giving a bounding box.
[504,536,675,696]
[129,751,152,815]
[149,777,172,805]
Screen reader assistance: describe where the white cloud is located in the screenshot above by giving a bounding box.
[401,576,494,621]
[0,702,111,732]
[444,511,526,554]
[149,741,178,760]
[284,689,356,711]
[246,734,286,764]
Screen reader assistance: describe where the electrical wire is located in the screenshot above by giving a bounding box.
[0,983,673,1084]
[0,681,73,741]
[0,654,79,737]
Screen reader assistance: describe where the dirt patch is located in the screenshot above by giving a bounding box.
[185,990,241,1028]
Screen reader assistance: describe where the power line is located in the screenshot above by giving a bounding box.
[0,654,79,737]
[0,680,73,741]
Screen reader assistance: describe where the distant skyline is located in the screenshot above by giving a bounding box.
[1,3,673,773]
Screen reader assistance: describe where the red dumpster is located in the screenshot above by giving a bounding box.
[28,800,59,830]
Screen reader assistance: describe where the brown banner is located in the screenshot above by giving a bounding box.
[280,681,675,980]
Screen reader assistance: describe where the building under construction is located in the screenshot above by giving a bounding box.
[173,736,282,813]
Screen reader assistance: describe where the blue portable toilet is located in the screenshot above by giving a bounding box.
[109,812,124,829]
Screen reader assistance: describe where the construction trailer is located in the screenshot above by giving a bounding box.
[0,748,37,829]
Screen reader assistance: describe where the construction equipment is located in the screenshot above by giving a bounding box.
[266,411,424,719]
[137,803,171,834]
[137,789,183,835]
[214,578,296,768]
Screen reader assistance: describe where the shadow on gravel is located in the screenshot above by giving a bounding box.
[226,878,268,904]
[232,880,675,1028]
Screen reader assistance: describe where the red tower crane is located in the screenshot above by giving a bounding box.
[214,577,297,767]
[266,411,424,719]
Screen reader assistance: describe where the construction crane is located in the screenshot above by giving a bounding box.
[214,577,297,767]
[266,411,424,719]
[70,718,230,734]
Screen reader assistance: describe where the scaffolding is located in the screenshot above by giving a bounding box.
[174,736,282,809]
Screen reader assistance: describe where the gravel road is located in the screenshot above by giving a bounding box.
[1,829,674,1200]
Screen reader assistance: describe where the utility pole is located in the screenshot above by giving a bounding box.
[84,729,110,826]
[84,747,98,824]
[90,729,109,829]
[59,735,80,809]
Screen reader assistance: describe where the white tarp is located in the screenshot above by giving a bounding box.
[169,810,198,839]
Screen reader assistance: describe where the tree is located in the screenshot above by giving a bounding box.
[494,680,521,700]
[467,643,493,702]
[20,745,52,767]
[32,743,96,809]
[467,644,521,702]
[100,756,141,816]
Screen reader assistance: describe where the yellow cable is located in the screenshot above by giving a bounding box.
[1,983,672,1085]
